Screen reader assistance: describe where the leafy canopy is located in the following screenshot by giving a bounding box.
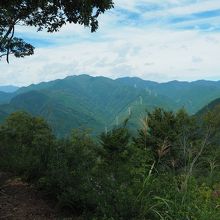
[0,0,114,62]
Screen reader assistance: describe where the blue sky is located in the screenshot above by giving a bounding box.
[1,0,220,86]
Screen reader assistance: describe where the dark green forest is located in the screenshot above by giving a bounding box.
[1,103,220,219]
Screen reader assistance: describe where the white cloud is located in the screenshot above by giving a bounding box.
[0,0,220,85]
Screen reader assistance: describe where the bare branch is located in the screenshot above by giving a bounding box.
[6,25,15,63]
[0,24,14,46]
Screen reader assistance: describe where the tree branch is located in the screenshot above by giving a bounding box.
[6,25,15,63]
[0,25,14,46]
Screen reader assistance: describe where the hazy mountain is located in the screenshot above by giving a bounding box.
[116,77,220,113]
[1,75,220,136]
[0,85,19,93]
[0,75,177,136]
[0,92,15,105]
[0,86,19,105]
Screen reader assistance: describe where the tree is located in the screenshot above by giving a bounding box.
[0,111,55,179]
[39,129,98,215]
[99,126,130,163]
[134,108,197,171]
[0,0,114,62]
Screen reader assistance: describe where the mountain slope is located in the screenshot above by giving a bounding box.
[0,92,15,105]
[0,85,19,93]
[0,75,177,136]
[196,97,220,116]
[1,75,220,136]
[116,77,220,113]
[1,90,104,137]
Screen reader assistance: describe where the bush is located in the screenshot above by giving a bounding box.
[1,110,220,219]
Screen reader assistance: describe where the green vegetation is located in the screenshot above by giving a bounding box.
[2,75,220,137]
[0,0,113,62]
[0,75,178,136]
[117,77,220,113]
[1,105,220,219]
[0,91,14,105]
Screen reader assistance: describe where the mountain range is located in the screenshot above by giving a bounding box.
[0,85,19,93]
[1,75,220,136]
[0,86,19,105]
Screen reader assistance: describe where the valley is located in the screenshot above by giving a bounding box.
[1,74,220,136]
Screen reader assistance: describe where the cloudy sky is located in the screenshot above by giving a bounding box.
[1,0,220,86]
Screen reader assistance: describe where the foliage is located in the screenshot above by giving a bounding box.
[0,0,114,62]
[38,129,98,216]
[1,107,220,219]
[134,108,197,172]
[0,111,54,180]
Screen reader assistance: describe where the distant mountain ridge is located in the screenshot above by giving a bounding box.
[0,92,15,105]
[116,77,220,113]
[0,86,19,105]
[0,75,220,136]
[0,85,19,93]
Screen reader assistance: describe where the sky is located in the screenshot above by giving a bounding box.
[1,0,220,86]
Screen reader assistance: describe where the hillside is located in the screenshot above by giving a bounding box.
[196,97,220,115]
[0,75,177,136]
[0,92,15,105]
[1,75,220,136]
[0,85,19,93]
[117,77,220,113]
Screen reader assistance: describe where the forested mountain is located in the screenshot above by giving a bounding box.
[196,97,220,115]
[0,85,19,105]
[196,97,220,141]
[1,77,220,219]
[117,77,220,113]
[0,92,15,105]
[0,75,177,136]
[1,74,220,136]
